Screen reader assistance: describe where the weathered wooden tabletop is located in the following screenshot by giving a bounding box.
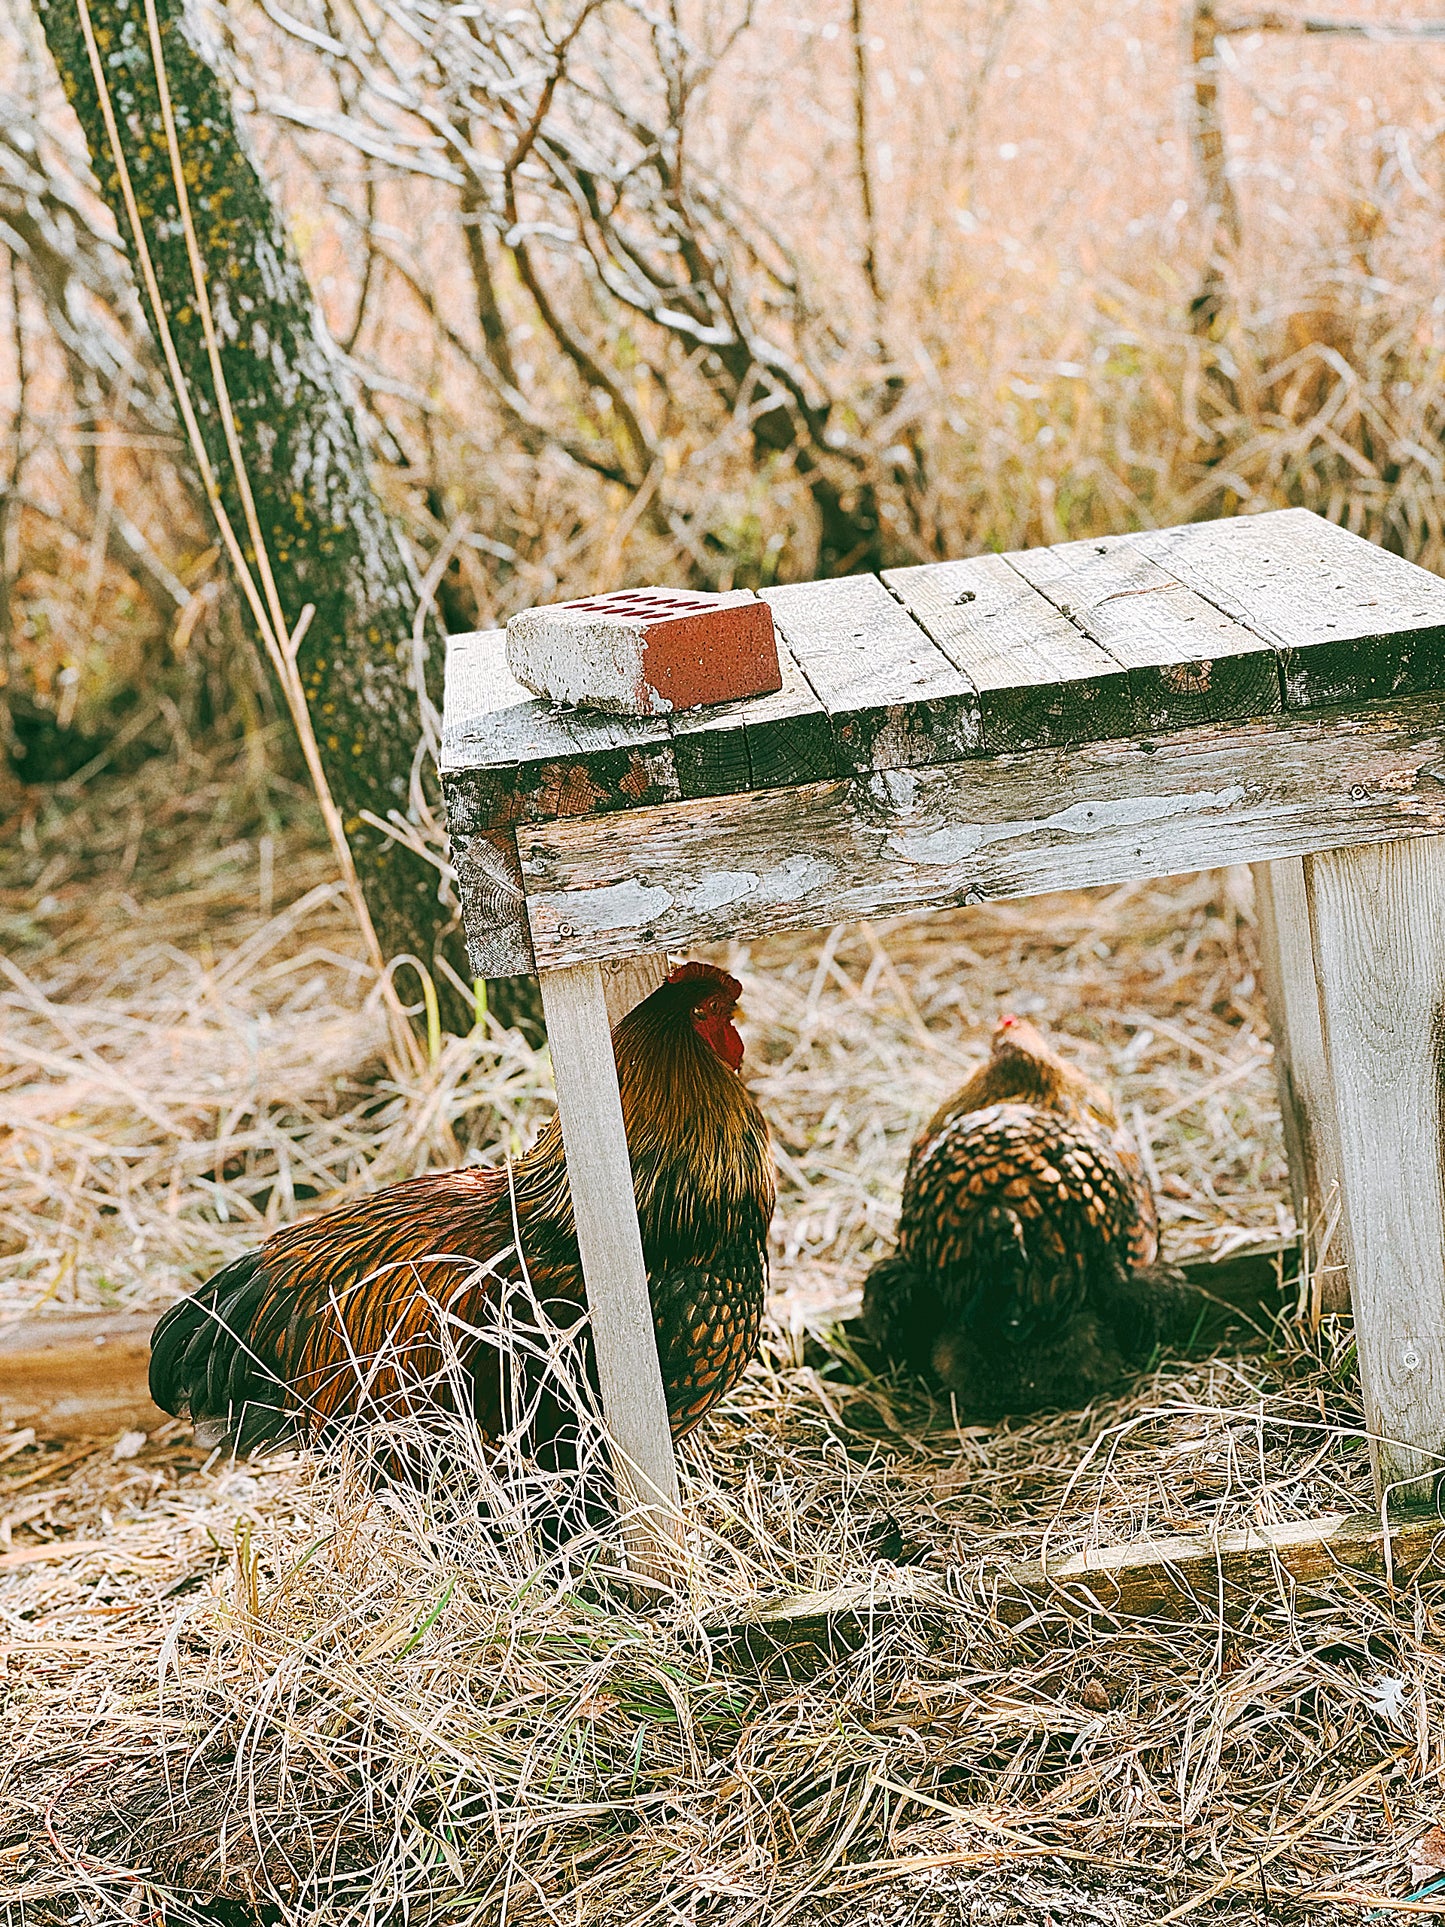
[441,508,1445,979]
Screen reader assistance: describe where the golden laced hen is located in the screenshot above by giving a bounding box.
[150,964,774,1463]
[863,1015,1201,1417]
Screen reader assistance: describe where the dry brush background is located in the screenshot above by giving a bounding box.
[6,0,1445,1921]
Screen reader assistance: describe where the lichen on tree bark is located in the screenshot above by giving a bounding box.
[35,0,488,1012]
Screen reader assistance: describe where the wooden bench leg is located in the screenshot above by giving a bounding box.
[600,952,670,1028]
[1252,859,1349,1312]
[1305,837,1445,1505]
[537,959,683,1579]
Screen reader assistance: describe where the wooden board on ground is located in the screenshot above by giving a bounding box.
[516,692,1445,969]
[713,1510,1445,1654]
[0,1312,163,1438]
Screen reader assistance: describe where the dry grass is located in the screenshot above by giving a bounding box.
[5,0,1445,1915]
[3,758,1441,1926]
[9,0,1445,752]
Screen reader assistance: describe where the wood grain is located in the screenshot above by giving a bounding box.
[442,630,830,973]
[0,1312,163,1437]
[600,952,669,1027]
[727,637,840,792]
[1252,858,1349,1311]
[1126,509,1445,710]
[712,1510,1445,1648]
[517,694,1445,969]
[665,640,837,799]
[536,962,683,1578]
[1009,535,1282,730]
[1306,835,1445,1501]
[451,822,533,978]
[665,690,753,799]
[884,550,1131,751]
[763,574,982,770]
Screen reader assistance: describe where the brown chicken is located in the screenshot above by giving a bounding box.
[862,1015,1201,1417]
[150,964,775,1459]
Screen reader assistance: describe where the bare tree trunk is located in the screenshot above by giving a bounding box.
[1188,0,1242,334]
[34,0,536,1027]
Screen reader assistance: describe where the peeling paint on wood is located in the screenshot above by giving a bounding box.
[516,694,1445,968]
[442,632,682,975]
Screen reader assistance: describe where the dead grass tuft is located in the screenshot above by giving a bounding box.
[0,763,1436,1925]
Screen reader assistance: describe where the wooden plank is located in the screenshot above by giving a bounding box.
[440,631,681,823]
[697,639,843,797]
[450,823,533,979]
[0,1313,163,1437]
[1252,858,1349,1312]
[516,692,1445,969]
[441,632,683,977]
[712,1510,1445,1649]
[1008,536,1282,731]
[536,962,683,1580]
[1126,509,1445,710]
[883,551,1132,751]
[600,952,669,1027]
[662,639,840,798]
[762,574,982,771]
[733,636,840,792]
[665,695,753,800]
[1306,835,1445,1503]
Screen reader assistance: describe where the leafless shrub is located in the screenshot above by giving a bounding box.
[8,0,1445,763]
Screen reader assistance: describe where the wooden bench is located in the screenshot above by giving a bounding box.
[440,508,1445,1576]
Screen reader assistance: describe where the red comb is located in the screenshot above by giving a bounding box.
[667,961,742,1001]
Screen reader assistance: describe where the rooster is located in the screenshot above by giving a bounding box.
[150,963,774,1459]
[862,1015,1202,1417]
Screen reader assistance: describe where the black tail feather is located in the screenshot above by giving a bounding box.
[861,1254,946,1377]
[859,1240,1218,1419]
[149,1251,296,1452]
[1095,1261,1214,1363]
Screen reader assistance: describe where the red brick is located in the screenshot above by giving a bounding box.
[506,587,783,717]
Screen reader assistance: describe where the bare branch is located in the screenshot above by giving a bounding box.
[1215,9,1445,36]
